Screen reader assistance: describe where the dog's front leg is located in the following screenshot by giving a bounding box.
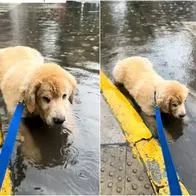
[141,105,154,116]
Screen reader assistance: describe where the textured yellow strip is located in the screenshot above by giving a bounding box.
[0,129,3,147]
[0,170,12,195]
[0,122,12,195]
[136,139,167,189]
[101,70,189,195]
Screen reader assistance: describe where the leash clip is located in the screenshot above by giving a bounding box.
[17,100,25,106]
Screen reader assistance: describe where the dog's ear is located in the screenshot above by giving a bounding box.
[25,80,41,113]
[183,85,189,97]
[69,91,74,104]
[157,95,173,114]
[168,96,174,114]
[66,73,77,104]
[69,88,77,104]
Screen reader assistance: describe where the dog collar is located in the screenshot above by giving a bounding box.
[18,100,25,106]
[153,90,157,107]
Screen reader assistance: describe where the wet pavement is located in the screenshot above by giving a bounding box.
[101,1,196,195]
[0,2,99,195]
[100,96,155,195]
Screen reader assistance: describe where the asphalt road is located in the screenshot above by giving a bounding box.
[101,1,196,194]
[0,2,99,195]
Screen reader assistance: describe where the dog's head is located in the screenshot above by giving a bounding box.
[156,81,189,119]
[25,63,77,126]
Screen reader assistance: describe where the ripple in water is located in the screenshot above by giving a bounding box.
[60,145,79,168]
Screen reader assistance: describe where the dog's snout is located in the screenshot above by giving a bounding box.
[53,117,65,125]
[179,113,186,118]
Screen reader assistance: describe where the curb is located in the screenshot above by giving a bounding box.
[0,122,12,195]
[100,70,189,195]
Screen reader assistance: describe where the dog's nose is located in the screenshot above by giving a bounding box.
[53,117,65,125]
[179,113,186,118]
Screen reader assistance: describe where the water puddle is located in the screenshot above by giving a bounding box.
[0,2,99,195]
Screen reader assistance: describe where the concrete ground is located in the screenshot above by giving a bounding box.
[0,2,99,195]
[101,1,196,195]
[101,96,155,195]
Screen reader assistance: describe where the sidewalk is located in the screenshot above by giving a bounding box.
[101,96,154,195]
[0,122,12,195]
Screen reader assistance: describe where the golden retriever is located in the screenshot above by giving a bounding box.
[0,46,77,127]
[113,56,189,118]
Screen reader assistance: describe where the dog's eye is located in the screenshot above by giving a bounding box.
[62,94,67,99]
[172,103,177,107]
[43,96,50,103]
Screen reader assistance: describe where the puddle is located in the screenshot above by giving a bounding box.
[0,2,99,195]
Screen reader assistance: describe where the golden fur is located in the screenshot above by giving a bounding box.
[113,56,189,118]
[0,46,77,126]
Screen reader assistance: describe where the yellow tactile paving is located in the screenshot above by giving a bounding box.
[0,170,12,195]
[100,70,189,195]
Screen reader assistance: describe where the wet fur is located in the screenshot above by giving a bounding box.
[0,46,77,126]
[113,56,189,118]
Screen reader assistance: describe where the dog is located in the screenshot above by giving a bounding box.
[113,56,189,118]
[0,46,77,127]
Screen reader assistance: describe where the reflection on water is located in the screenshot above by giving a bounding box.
[101,1,196,89]
[0,2,99,195]
[101,1,196,194]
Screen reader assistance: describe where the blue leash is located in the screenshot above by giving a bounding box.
[154,99,182,195]
[0,102,24,189]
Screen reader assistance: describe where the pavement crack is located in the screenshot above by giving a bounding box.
[134,136,154,146]
[101,142,128,147]
[132,137,165,195]
[154,184,165,194]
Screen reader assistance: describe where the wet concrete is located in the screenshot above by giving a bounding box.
[101,96,125,144]
[101,95,154,195]
[0,2,99,195]
[101,1,196,194]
